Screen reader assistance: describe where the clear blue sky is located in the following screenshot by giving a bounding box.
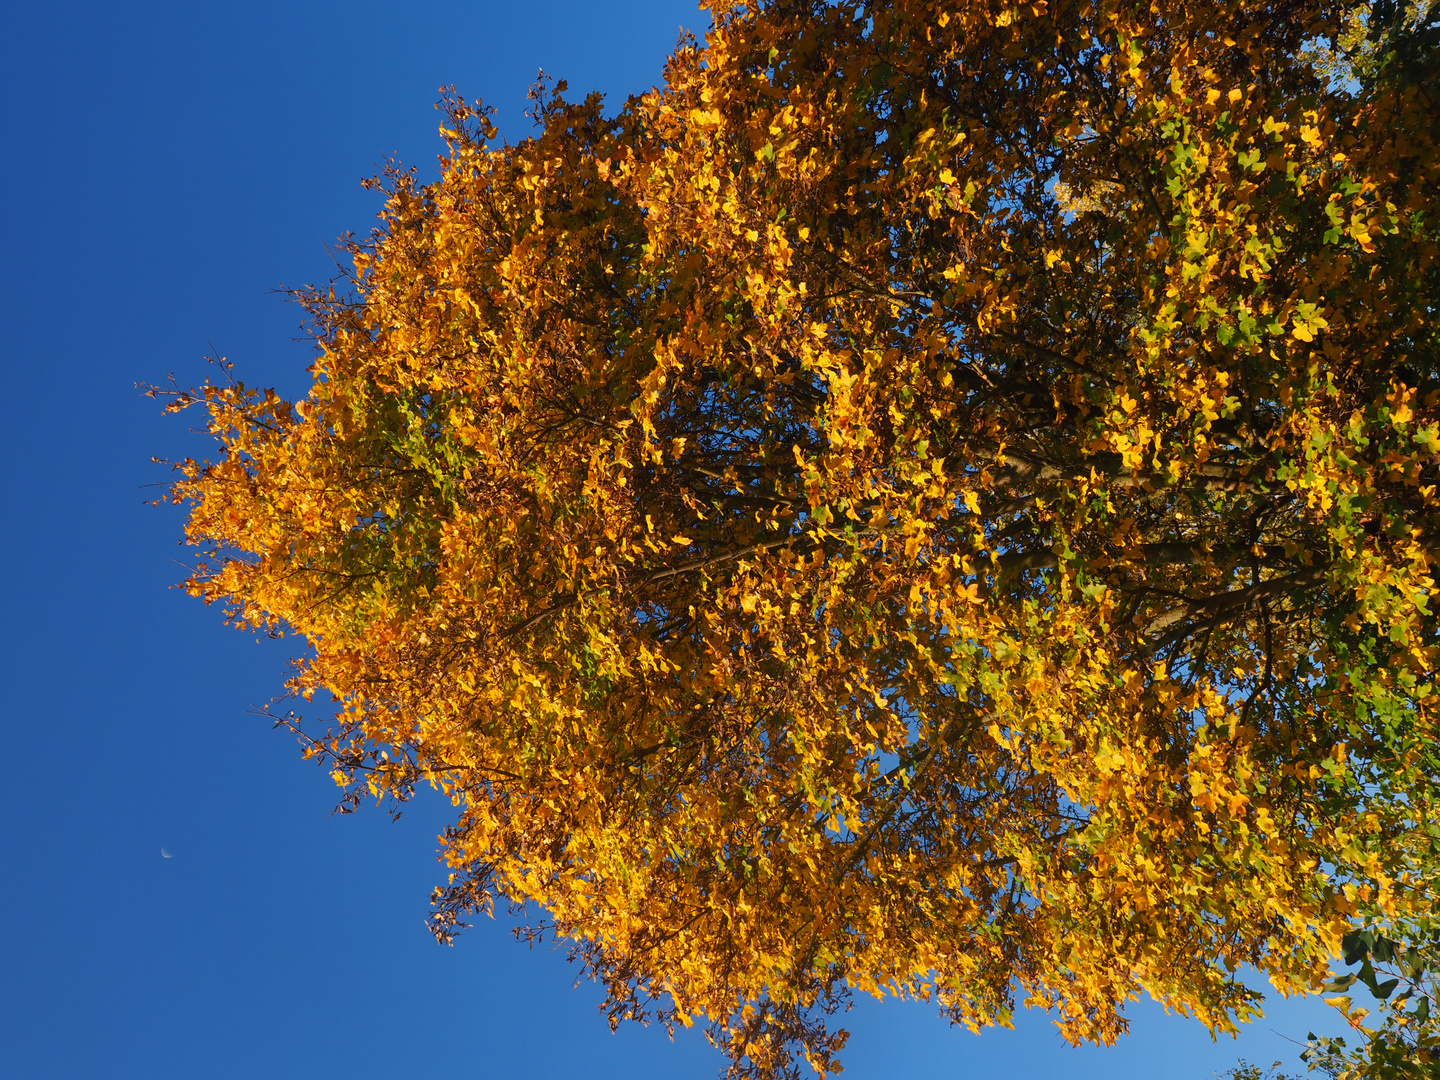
[0,2,1341,1076]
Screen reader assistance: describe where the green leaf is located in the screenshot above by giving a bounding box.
[1344,930,1372,965]
[1372,936,1396,963]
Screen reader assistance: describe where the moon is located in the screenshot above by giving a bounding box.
[161,847,173,859]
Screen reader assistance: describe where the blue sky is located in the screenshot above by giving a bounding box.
[0,2,1342,1076]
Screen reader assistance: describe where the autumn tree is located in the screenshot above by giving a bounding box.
[158,0,1440,1075]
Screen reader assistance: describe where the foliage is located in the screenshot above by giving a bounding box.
[1223,1061,1305,1080]
[1299,915,1440,1079]
[156,0,1439,1075]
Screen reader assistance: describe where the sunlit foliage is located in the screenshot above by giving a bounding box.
[158,0,1439,1075]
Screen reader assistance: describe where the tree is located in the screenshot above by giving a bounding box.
[1304,917,1440,1079]
[1223,914,1440,1080]
[157,0,1439,1075]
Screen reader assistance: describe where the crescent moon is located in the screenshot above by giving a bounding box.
[161,847,173,859]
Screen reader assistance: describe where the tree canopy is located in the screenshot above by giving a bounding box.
[159,0,1439,1075]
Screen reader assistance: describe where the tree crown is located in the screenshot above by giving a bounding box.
[159,0,1439,1075]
